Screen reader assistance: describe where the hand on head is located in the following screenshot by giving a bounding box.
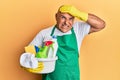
[58,5,88,21]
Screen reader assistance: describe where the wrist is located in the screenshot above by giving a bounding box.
[77,11,88,21]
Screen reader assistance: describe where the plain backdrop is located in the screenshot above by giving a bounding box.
[0,0,120,80]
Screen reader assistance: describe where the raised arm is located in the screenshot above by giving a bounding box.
[59,5,106,34]
[87,13,106,34]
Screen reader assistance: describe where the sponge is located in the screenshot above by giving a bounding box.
[25,45,36,54]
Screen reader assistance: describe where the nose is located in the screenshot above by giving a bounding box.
[64,20,69,25]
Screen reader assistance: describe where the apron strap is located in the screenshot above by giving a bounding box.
[50,25,56,36]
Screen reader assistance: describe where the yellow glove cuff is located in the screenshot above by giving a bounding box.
[59,5,88,21]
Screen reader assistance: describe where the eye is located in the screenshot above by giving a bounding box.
[61,15,66,19]
[69,17,74,21]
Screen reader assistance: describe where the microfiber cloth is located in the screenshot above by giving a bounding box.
[20,53,38,68]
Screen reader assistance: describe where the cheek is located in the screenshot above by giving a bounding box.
[57,20,64,25]
[69,21,74,26]
[59,18,65,22]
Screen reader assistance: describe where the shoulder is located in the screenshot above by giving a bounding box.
[34,26,54,41]
[73,21,90,34]
[73,21,90,29]
[40,26,54,34]
[38,26,54,42]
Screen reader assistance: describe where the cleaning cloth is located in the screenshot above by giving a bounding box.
[20,53,38,68]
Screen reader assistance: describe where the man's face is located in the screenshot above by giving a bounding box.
[55,12,74,33]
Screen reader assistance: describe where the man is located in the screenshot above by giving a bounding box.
[29,5,105,80]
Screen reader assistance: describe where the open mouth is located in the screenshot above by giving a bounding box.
[62,24,69,29]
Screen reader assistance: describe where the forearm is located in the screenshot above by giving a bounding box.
[87,13,106,33]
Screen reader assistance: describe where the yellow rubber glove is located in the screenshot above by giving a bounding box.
[59,5,88,21]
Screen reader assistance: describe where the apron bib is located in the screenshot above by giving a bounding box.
[42,26,80,80]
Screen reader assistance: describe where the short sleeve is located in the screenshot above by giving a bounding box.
[29,31,44,47]
[73,21,90,38]
[29,27,53,47]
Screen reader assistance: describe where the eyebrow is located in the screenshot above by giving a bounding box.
[60,14,74,19]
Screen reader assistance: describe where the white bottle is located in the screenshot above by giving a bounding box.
[47,35,58,58]
[51,36,58,57]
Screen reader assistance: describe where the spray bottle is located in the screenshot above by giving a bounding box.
[52,36,58,57]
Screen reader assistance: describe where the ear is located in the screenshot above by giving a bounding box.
[55,13,58,21]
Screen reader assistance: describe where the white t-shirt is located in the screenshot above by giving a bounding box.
[29,21,90,53]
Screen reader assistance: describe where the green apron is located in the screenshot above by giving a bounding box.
[42,26,80,80]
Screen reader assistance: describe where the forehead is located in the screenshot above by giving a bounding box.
[57,12,74,18]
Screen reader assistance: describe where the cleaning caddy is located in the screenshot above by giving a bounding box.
[20,36,58,74]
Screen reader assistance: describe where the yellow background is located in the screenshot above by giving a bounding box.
[0,0,120,80]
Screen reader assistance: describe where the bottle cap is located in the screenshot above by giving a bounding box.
[52,35,57,39]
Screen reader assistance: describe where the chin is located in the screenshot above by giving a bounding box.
[57,26,71,33]
[60,29,70,33]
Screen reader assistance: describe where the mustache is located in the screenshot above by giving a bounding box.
[62,23,70,27]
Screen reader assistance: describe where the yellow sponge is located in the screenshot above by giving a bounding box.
[25,45,36,54]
